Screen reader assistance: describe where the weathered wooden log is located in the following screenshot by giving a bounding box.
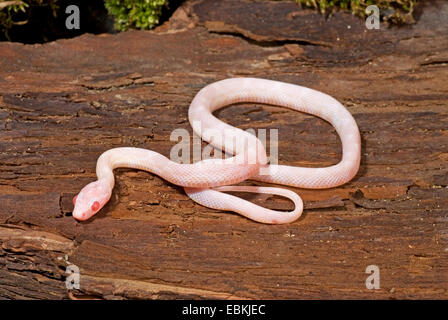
[0,0,447,299]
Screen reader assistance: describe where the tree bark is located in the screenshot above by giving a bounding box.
[0,0,447,299]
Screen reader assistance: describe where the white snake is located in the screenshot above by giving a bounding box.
[73,78,361,223]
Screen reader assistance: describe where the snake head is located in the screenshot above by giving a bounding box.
[72,180,112,221]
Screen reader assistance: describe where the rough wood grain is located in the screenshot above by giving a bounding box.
[0,0,447,299]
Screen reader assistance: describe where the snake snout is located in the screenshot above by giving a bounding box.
[72,203,90,221]
[72,180,112,221]
[73,211,88,221]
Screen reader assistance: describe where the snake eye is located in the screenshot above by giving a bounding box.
[91,201,100,212]
[73,195,78,205]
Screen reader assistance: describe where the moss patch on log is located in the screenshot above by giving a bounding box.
[104,0,167,31]
[295,0,419,23]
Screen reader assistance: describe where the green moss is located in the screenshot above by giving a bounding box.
[295,0,419,23]
[0,0,58,40]
[104,0,167,31]
[0,1,28,39]
[0,0,421,41]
